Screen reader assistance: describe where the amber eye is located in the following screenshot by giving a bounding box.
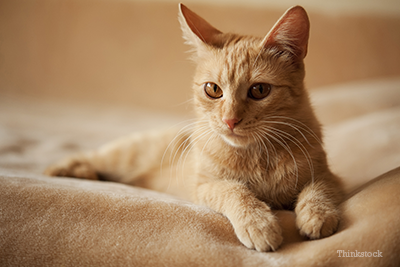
[204,82,223,99]
[248,83,271,100]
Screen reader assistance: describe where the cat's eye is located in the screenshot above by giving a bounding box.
[248,83,271,100]
[204,82,223,99]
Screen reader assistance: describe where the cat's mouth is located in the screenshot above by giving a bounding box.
[220,131,250,148]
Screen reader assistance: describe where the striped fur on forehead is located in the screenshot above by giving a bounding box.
[195,33,304,90]
[219,35,258,86]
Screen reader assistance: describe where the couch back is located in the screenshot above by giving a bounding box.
[1,0,400,114]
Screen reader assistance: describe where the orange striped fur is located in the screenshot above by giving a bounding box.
[46,4,343,252]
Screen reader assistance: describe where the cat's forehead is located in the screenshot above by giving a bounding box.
[199,35,274,88]
[219,35,262,62]
[195,33,300,90]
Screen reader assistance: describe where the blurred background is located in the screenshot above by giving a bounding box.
[1,0,400,115]
[0,0,400,191]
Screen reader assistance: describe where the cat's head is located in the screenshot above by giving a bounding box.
[179,4,315,148]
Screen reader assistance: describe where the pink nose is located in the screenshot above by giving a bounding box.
[223,118,241,130]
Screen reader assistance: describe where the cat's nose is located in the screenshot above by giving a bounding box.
[223,118,241,130]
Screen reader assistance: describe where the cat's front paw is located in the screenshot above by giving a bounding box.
[45,157,98,180]
[295,202,340,239]
[233,205,283,252]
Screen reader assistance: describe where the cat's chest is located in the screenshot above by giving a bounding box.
[199,145,299,208]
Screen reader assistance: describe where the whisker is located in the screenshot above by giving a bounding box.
[161,119,198,175]
[262,120,313,147]
[252,132,271,172]
[265,116,323,146]
[252,46,265,69]
[200,131,215,156]
[166,120,208,165]
[176,127,212,186]
[166,130,191,191]
[171,97,195,108]
[171,124,208,171]
[251,133,262,155]
[163,120,209,191]
[262,125,315,187]
[180,129,214,183]
[259,127,299,185]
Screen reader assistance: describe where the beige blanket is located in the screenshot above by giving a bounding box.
[1,78,400,266]
[1,167,399,266]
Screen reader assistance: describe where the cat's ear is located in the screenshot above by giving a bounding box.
[178,3,222,50]
[262,6,310,59]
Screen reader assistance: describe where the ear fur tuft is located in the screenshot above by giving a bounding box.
[178,3,222,49]
[261,6,310,59]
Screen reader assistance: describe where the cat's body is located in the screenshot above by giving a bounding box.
[46,4,343,252]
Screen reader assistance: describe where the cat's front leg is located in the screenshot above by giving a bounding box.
[295,178,342,239]
[196,179,283,252]
[45,129,188,185]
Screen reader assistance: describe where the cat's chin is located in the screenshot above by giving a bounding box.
[220,133,251,148]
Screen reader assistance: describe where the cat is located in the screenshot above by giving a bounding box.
[45,4,343,252]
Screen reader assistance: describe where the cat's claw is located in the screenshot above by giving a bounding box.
[295,203,340,239]
[233,208,283,252]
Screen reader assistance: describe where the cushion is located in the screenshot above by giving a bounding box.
[1,167,399,266]
[1,77,400,266]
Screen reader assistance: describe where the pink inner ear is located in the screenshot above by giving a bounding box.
[180,4,222,45]
[262,6,310,59]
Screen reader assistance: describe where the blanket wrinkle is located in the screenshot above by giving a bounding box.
[1,166,400,266]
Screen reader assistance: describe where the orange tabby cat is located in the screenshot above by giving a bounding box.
[46,4,343,252]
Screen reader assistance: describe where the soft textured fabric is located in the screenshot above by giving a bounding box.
[1,167,399,266]
[1,78,400,266]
